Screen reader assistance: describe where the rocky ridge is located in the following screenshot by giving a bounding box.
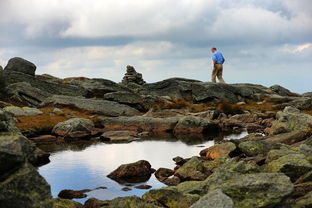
[0,57,312,208]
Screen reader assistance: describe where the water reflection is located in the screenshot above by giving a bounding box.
[38,132,247,203]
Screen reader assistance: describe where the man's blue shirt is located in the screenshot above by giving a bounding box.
[212,51,224,64]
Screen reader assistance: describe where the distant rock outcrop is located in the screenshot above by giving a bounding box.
[4,57,37,76]
[122,65,146,86]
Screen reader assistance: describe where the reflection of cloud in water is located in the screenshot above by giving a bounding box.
[39,132,247,203]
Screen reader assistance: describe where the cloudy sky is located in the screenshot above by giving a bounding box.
[0,0,311,93]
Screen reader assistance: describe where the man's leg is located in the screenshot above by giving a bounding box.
[216,64,225,83]
[211,66,217,83]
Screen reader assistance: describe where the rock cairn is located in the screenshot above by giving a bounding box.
[122,65,145,85]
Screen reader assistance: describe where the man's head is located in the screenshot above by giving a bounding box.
[211,47,217,53]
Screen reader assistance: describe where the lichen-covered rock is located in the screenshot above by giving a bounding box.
[174,115,220,134]
[84,196,161,208]
[190,189,234,208]
[265,145,300,162]
[0,135,52,208]
[52,198,82,208]
[52,118,94,140]
[4,57,36,76]
[142,188,199,208]
[107,160,154,184]
[0,163,52,208]
[216,158,260,174]
[269,107,312,135]
[3,106,43,116]
[174,156,211,181]
[218,173,293,208]
[238,140,275,157]
[265,154,312,182]
[200,142,236,160]
[0,134,36,176]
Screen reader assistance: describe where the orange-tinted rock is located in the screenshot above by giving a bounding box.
[200,142,236,160]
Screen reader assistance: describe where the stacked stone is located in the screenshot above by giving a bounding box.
[122,65,145,85]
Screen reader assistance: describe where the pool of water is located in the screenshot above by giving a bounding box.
[38,132,247,203]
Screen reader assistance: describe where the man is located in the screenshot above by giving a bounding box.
[211,47,225,83]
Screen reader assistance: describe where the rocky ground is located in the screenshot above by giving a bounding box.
[0,57,312,208]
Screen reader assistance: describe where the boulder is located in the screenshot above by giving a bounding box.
[218,173,293,208]
[52,198,82,208]
[190,189,234,208]
[0,134,52,208]
[0,134,36,177]
[84,196,161,208]
[100,116,179,132]
[174,157,212,181]
[107,160,154,184]
[43,95,139,116]
[100,131,138,142]
[52,118,94,140]
[265,154,312,182]
[6,82,52,106]
[0,163,52,208]
[4,57,36,76]
[174,115,220,135]
[200,142,236,160]
[58,189,88,199]
[238,140,274,157]
[269,107,312,135]
[142,188,199,208]
[265,130,309,145]
[162,176,181,186]
[3,106,43,116]
[155,168,174,181]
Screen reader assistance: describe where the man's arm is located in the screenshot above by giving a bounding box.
[212,54,217,66]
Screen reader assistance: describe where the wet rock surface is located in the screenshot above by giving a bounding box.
[107,160,155,184]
